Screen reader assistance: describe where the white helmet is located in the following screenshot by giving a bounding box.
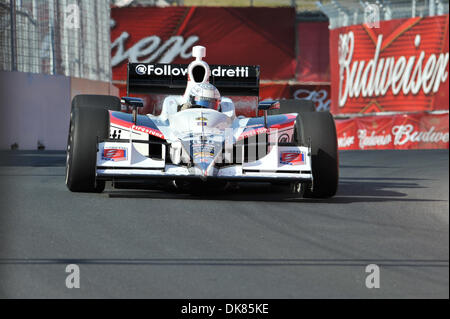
[188,83,221,110]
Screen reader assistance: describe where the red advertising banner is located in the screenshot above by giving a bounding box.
[330,14,449,114]
[336,112,449,150]
[111,7,296,81]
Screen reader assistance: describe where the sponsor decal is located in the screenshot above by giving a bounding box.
[109,111,165,139]
[102,147,128,162]
[192,143,215,164]
[278,133,290,143]
[239,127,268,140]
[193,145,214,157]
[194,152,214,157]
[131,124,165,139]
[280,151,305,165]
[141,64,189,76]
[238,115,295,141]
[211,66,249,78]
[135,64,147,75]
[195,116,208,127]
[134,64,250,78]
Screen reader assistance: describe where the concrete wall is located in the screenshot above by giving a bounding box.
[0,71,119,151]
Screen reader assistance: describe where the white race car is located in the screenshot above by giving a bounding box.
[66,46,338,198]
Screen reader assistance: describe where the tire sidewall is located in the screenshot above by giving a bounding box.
[66,106,109,192]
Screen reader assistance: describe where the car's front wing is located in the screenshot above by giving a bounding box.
[96,140,313,183]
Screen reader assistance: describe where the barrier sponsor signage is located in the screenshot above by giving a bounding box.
[111,7,295,81]
[336,112,449,150]
[330,15,449,114]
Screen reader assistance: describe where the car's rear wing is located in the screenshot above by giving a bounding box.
[127,63,260,96]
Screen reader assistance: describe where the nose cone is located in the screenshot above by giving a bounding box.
[180,134,224,180]
[197,162,209,181]
[193,157,214,180]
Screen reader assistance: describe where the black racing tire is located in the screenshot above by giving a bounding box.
[71,94,121,111]
[297,112,338,198]
[268,99,315,116]
[66,106,109,193]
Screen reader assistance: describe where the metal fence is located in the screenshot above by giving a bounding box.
[318,0,449,29]
[112,0,327,12]
[0,0,111,81]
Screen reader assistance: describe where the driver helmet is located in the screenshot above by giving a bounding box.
[188,83,221,110]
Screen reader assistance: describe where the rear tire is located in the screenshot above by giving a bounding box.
[297,112,338,198]
[66,106,109,192]
[72,94,121,111]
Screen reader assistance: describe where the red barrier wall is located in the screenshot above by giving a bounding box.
[296,21,330,82]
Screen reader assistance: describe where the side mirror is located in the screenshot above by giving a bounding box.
[121,97,144,124]
[121,96,144,108]
[258,100,280,128]
[258,100,280,111]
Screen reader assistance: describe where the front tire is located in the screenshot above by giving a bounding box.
[66,106,109,192]
[297,112,338,198]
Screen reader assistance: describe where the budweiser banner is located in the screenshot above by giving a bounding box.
[330,15,449,114]
[336,112,449,150]
[111,7,296,81]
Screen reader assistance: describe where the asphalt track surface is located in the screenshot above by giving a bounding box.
[0,149,448,298]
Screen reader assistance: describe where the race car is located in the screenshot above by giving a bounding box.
[66,46,338,198]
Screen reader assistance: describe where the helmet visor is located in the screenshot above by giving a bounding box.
[190,96,219,109]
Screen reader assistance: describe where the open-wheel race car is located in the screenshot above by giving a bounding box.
[66,46,338,198]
